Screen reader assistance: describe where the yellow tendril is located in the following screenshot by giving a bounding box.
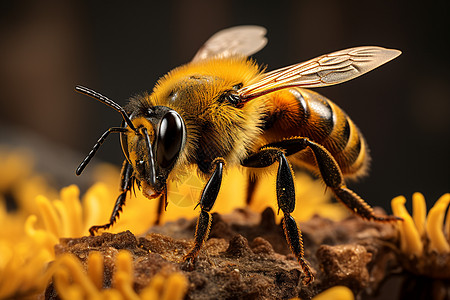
[289,285,354,300]
[24,214,58,256]
[53,199,71,237]
[313,286,354,300]
[88,252,104,290]
[51,251,189,300]
[446,197,450,242]
[114,250,139,300]
[36,195,62,237]
[425,193,450,253]
[160,273,188,300]
[60,185,83,237]
[392,193,450,257]
[391,196,423,256]
[54,254,101,298]
[101,289,123,300]
[140,274,165,300]
[412,192,427,237]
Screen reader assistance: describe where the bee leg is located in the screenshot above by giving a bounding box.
[277,154,314,285]
[263,138,401,222]
[242,149,314,285]
[89,160,134,236]
[304,140,401,222]
[183,158,225,270]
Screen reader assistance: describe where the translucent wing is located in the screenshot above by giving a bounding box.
[192,25,268,62]
[238,46,401,100]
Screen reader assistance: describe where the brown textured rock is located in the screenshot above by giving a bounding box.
[316,244,372,290]
[47,208,400,299]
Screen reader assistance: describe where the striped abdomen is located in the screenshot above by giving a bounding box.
[260,88,369,179]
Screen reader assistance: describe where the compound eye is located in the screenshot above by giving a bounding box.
[156,111,185,168]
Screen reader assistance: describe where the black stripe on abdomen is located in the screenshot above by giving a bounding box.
[297,90,334,142]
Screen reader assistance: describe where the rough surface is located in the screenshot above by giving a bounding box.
[48,207,402,299]
[316,244,372,291]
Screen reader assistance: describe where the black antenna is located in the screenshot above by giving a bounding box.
[76,127,128,175]
[75,85,139,175]
[75,85,138,133]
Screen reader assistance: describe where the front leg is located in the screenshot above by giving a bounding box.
[89,160,133,235]
[183,158,225,268]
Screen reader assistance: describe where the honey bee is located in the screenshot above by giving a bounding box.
[75,25,401,284]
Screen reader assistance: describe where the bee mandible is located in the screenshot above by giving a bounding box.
[75,26,401,284]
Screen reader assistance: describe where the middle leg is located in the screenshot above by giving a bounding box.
[242,147,314,284]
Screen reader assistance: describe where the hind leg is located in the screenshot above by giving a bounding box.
[258,138,401,222]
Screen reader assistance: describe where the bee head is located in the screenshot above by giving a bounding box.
[75,86,186,200]
[121,106,186,198]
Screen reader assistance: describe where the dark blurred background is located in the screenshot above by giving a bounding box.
[0,0,449,210]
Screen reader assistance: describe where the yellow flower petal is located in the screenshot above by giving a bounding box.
[425,193,450,253]
[115,272,140,300]
[160,273,188,300]
[116,251,133,282]
[139,287,159,300]
[36,195,62,237]
[82,183,113,235]
[54,268,74,300]
[311,285,354,300]
[54,254,100,298]
[446,198,450,242]
[49,250,189,300]
[88,252,104,290]
[25,214,58,256]
[53,200,71,237]
[412,192,427,237]
[391,196,423,256]
[0,238,53,298]
[101,289,123,300]
[60,185,83,237]
[62,285,84,300]
[141,274,165,299]
[114,251,139,300]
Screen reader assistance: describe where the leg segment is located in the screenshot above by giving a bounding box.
[283,214,314,284]
[241,137,400,283]
[243,150,314,284]
[263,138,401,222]
[89,160,133,235]
[243,147,297,215]
[277,153,296,214]
[183,158,225,268]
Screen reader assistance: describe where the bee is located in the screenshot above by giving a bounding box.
[75,25,401,284]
